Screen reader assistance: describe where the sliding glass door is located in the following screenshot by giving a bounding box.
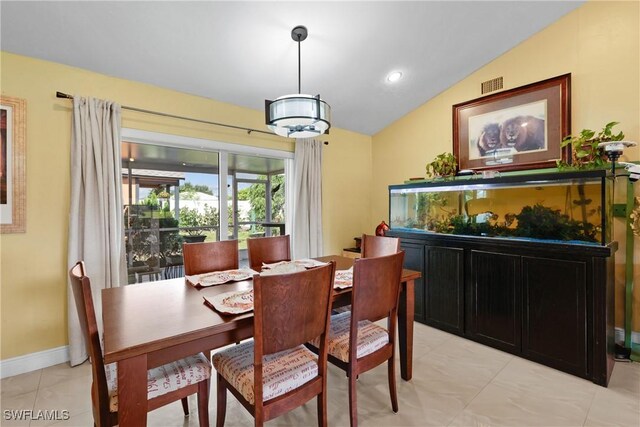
[227,153,286,252]
[122,143,220,283]
[121,136,290,283]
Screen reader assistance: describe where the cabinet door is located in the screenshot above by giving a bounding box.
[469,250,521,353]
[400,242,426,323]
[425,246,464,334]
[522,257,587,377]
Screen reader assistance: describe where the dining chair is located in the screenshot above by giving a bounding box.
[246,234,291,272]
[333,234,401,315]
[183,240,239,275]
[309,251,405,427]
[212,262,336,427]
[69,261,212,427]
[360,234,400,258]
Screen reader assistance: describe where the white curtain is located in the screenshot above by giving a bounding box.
[292,138,323,258]
[284,158,295,245]
[67,97,126,366]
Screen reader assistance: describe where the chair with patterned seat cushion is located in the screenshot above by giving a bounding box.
[246,234,291,272]
[309,251,405,427]
[69,261,211,427]
[311,311,390,363]
[212,262,336,427]
[183,240,239,275]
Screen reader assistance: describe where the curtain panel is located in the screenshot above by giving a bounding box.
[292,138,323,259]
[67,97,126,366]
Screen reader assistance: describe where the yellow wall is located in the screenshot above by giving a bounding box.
[2,0,638,362]
[0,52,372,360]
[372,1,640,330]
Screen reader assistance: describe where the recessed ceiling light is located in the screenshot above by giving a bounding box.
[386,71,403,83]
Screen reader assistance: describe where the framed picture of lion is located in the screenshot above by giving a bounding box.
[453,74,570,172]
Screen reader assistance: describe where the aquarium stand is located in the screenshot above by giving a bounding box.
[386,231,617,387]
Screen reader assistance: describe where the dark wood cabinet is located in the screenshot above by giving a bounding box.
[388,230,616,386]
[522,256,587,377]
[399,241,426,323]
[469,250,521,353]
[425,246,464,334]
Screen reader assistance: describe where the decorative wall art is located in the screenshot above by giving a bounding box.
[1,96,26,233]
[453,74,570,172]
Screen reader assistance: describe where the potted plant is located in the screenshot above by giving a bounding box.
[426,152,457,179]
[179,207,207,243]
[159,216,184,265]
[559,121,625,169]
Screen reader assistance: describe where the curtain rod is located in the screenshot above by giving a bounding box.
[56,91,275,136]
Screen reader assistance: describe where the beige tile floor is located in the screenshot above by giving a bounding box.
[1,323,639,426]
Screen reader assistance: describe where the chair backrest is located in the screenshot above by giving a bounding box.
[183,240,239,275]
[360,234,400,258]
[351,251,405,324]
[246,235,291,272]
[69,261,111,422]
[253,262,335,356]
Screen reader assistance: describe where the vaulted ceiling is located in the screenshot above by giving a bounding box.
[0,1,584,135]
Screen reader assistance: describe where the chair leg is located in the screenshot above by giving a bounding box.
[317,389,327,427]
[216,374,227,427]
[388,357,398,413]
[198,378,211,427]
[348,373,358,427]
[181,397,189,416]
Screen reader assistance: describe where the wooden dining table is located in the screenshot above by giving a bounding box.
[102,255,421,426]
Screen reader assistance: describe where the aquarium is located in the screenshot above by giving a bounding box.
[389,170,612,245]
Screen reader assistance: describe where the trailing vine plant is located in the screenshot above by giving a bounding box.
[426,152,457,178]
[558,121,625,169]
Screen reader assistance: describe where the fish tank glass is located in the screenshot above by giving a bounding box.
[389,170,612,245]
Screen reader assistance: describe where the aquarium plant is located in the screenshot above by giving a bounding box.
[437,204,598,243]
[513,203,598,242]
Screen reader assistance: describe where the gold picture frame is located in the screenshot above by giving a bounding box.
[1,96,26,233]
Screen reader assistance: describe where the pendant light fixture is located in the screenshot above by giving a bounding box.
[265,25,331,138]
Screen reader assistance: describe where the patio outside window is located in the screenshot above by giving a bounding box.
[122,141,286,284]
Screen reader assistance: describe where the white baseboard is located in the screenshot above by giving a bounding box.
[614,327,640,346]
[0,346,69,379]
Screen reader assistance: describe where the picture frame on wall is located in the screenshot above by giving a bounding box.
[1,95,27,233]
[453,74,571,172]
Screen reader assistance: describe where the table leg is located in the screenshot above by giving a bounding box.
[398,279,414,381]
[117,354,147,426]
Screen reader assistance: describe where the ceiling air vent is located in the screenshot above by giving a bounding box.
[481,77,503,94]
